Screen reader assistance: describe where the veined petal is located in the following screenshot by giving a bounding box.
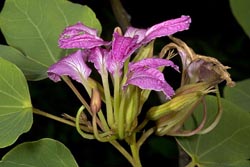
[107,32,139,74]
[106,52,120,75]
[88,47,108,73]
[111,32,138,62]
[47,50,91,83]
[63,22,98,36]
[143,15,191,44]
[125,68,175,99]
[128,58,179,72]
[59,22,110,49]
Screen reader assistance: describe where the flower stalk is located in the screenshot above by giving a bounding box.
[100,67,114,128]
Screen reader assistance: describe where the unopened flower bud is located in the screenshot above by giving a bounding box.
[90,88,101,113]
[146,82,214,136]
[147,82,212,121]
[114,27,123,35]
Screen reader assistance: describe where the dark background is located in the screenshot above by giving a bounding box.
[1,0,250,167]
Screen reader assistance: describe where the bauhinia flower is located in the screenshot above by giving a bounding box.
[45,14,236,167]
[107,15,191,75]
[54,16,191,76]
[47,15,192,141]
[47,49,91,83]
[48,15,191,86]
[125,58,179,99]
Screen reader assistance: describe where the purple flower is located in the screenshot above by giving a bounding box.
[49,15,191,88]
[59,22,110,49]
[107,15,191,75]
[124,15,191,44]
[125,58,179,99]
[47,50,91,83]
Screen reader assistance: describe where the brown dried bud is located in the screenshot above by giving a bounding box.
[161,36,235,87]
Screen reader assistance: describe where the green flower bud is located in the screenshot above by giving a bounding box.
[147,82,212,121]
[146,82,214,136]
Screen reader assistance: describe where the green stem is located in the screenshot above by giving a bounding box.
[137,127,155,150]
[33,108,75,126]
[75,106,95,139]
[135,118,149,132]
[33,107,90,132]
[109,140,136,167]
[118,92,126,139]
[92,111,116,142]
[113,70,124,139]
[97,110,110,131]
[198,85,223,134]
[109,0,131,32]
[125,87,139,132]
[62,76,91,113]
[101,71,114,128]
[130,133,142,167]
[62,76,105,131]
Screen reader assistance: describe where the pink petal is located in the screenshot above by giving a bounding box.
[111,32,138,62]
[63,22,98,36]
[88,47,108,73]
[59,22,110,49]
[125,68,175,99]
[128,58,179,72]
[47,50,91,83]
[144,15,191,44]
[107,32,139,74]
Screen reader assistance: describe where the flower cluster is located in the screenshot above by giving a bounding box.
[147,36,235,136]
[48,15,191,99]
[47,14,234,141]
[47,15,191,140]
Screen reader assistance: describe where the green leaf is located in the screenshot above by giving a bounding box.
[224,79,250,112]
[0,0,102,80]
[0,45,47,80]
[230,0,250,38]
[0,138,79,167]
[176,95,250,167]
[0,58,33,148]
